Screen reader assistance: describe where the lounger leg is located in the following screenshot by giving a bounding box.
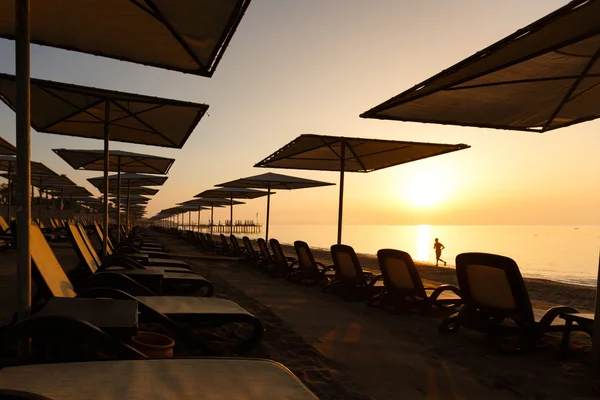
[560,319,574,358]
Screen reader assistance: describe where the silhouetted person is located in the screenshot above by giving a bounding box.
[433,238,446,266]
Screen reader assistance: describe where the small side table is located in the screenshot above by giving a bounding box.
[560,313,594,356]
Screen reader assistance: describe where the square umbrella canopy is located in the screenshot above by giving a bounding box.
[100,186,159,196]
[0,157,57,220]
[362,0,600,367]
[53,149,175,174]
[255,134,470,244]
[0,136,16,155]
[194,187,269,234]
[4,0,251,329]
[360,0,600,132]
[0,73,207,259]
[178,198,237,232]
[0,0,252,77]
[217,172,335,240]
[45,185,93,198]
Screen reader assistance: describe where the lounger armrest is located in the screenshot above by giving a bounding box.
[428,285,462,302]
[319,264,335,273]
[101,254,146,270]
[85,273,157,296]
[537,305,579,330]
[368,274,383,285]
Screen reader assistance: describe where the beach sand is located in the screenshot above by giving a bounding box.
[0,233,598,400]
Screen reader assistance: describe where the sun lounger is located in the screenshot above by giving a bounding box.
[29,224,264,354]
[242,236,262,268]
[367,249,461,312]
[287,241,336,285]
[67,223,213,296]
[229,234,246,258]
[0,359,319,399]
[439,252,588,351]
[263,238,298,278]
[324,244,384,301]
[256,238,275,270]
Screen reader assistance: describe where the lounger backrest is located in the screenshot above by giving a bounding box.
[230,235,242,253]
[30,224,76,298]
[0,216,9,232]
[330,244,364,282]
[257,238,272,261]
[49,219,58,229]
[94,222,115,254]
[269,238,287,263]
[205,233,214,245]
[294,241,318,273]
[243,236,257,258]
[377,249,426,297]
[456,253,534,323]
[67,223,101,274]
[77,224,102,266]
[219,234,230,251]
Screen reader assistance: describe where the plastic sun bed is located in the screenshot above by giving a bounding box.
[367,249,462,312]
[0,359,319,400]
[29,224,265,354]
[324,244,384,302]
[66,223,214,297]
[287,240,336,285]
[439,252,590,351]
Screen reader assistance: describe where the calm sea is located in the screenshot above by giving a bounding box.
[244,225,600,287]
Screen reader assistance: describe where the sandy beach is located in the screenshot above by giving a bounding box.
[0,232,598,400]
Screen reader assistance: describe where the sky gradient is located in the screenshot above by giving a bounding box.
[0,0,598,226]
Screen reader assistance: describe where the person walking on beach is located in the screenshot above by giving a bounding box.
[433,238,447,266]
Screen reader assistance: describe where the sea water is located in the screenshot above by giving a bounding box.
[245,225,600,287]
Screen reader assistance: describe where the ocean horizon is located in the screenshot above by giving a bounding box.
[237,224,600,287]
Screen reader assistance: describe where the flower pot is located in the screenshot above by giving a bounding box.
[131,331,175,358]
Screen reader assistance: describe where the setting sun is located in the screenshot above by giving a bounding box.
[399,167,454,208]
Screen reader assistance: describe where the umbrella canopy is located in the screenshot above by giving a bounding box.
[53,149,175,174]
[46,185,93,198]
[217,172,335,240]
[0,1,251,77]
[0,156,55,176]
[4,0,250,328]
[88,173,168,188]
[178,198,232,232]
[360,0,600,132]
[0,74,209,148]
[0,136,16,155]
[255,134,470,243]
[194,187,268,234]
[99,186,159,196]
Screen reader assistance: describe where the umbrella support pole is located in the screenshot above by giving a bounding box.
[210,205,214,235]
[6,162,11,220]
[15,0,32,357]
[230,196,233,235]
[126,181,130,234]
[116,157,121,243]
[188,211,191,231]
[102,101,110,260]
[265,185,271,241]
[197,208,201,232]
[593,251,600,368]
[337,142,345,245]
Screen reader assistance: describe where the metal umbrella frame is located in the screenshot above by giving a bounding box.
[194,188,268,235]
[53,148,173,243]
[0,136,16,155]
[255,134,470,244]
[217,172,334,241]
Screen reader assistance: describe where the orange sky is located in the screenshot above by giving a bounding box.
[0,0,598,226]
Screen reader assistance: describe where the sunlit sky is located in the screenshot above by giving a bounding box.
[0,0,599,226]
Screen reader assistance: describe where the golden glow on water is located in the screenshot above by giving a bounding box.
[415,224,431,262]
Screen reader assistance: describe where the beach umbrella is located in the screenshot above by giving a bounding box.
[0,136,16,155]
[2,0,251,328]
[88,173,167,240]
[361,0,600,366]
[0,73,207,257]
[98,186,159,197]
[173,204,207,231]
[255,134,470,244]
[178,198,238,233]
[194,188,269,234]
[53,148,174,242]
[217,172,335,241]
[0,156,55,219]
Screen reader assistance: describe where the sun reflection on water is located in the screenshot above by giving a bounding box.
[414,224,431,262]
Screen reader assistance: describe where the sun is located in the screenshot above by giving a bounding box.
[399,167,453,208]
